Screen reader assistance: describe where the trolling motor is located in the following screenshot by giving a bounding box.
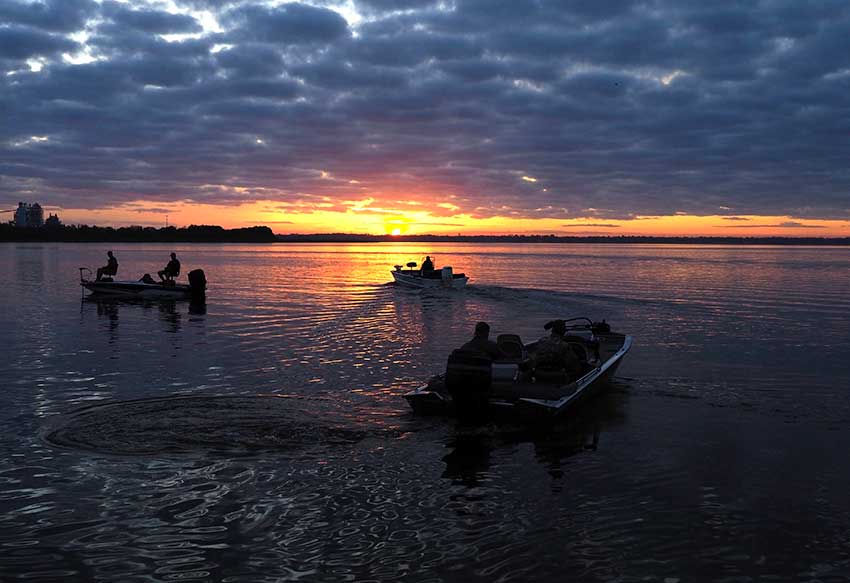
[79,267,92,282]
[591,319,611,334]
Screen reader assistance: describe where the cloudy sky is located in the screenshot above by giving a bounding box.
[2,0,850,235]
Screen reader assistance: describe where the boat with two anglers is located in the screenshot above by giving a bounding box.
[391,258,469,289]
[403,318,632,420]
[80,267,207,300]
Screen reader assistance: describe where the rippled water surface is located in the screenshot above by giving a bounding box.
[2,242,850,582]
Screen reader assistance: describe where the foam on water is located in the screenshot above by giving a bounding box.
[42,396,375,456]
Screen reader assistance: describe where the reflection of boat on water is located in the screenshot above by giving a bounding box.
[82,295,206,336]
[82,294,206,316]
[404,318,632,419]
[442,387,628,485]
[79,267,207,299]
[391,261,469,289]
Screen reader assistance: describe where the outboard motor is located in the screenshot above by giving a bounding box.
[441,266,453,283]
[187,269,207,298]
[445,349,492,418]
[591,319,611,334]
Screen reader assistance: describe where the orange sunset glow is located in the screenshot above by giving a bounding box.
[54,199,850,238]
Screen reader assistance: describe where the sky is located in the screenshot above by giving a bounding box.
[2,0,850,236]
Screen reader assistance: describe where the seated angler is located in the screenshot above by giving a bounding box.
[532,319,582,379]
[158,252,181,282]
[446,322,507,415]
[96,251,118,281]
[460,321,506,361]
[420,255,434,274]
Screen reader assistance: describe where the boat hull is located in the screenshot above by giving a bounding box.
[391,271,469,289]
[81,280,195,299]
[404,334,632,419]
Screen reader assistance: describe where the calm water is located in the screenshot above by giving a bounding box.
[2,242,850,582]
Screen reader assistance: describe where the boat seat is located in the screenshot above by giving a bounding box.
[497,334,525,362]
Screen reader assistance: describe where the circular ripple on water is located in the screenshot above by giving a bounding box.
[42,395,372,455]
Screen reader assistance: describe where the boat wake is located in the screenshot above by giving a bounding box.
[468,283,677,309]
[42,395,375,456]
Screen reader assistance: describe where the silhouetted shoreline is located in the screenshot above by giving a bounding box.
[275,233,850,245]
[0,224,277,243]
[2,224,848,245]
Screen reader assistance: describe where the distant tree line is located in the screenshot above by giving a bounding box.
[3,224,848,245]
[0,223,277,243]
[275,233,850,245]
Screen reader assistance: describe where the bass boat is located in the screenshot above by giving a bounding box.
[391,262,469,289]
[403,318,632,419]
[80,268,207,299]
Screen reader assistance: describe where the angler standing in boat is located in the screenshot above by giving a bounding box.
[96,251,118,281]
[158,252,181,282]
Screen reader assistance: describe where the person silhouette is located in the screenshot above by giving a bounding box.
[96,251,118,281]
[158,253,181,282]
[421,255,434,274]
[460,321,506,360]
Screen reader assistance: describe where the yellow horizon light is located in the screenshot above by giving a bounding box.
[55,200,850,238]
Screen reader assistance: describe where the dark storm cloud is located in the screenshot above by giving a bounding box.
[345,29,481,67]
[415,222,467,227]
[101,2,202,35]
[88,27,214,60]
[224,3,349,45]
[721,221,827,229]
[289,59,407,90]
[2,0,850,223]
[0,0,95,33]
[0,25,78,61]
[127,206,172,214]
[354,0,437,12]
[214,44,285,78]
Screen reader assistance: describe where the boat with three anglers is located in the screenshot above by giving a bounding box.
[403,318,632,419]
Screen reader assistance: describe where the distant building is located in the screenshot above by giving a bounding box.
[45,213,62,228]
[14,203,27,227]
[14,202,45,228]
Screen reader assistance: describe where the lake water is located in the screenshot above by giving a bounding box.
[2,242,850,582]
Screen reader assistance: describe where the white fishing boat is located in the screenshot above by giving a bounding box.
[79,268,207,299]
[391,262,469,289]
[403,318,632,419]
